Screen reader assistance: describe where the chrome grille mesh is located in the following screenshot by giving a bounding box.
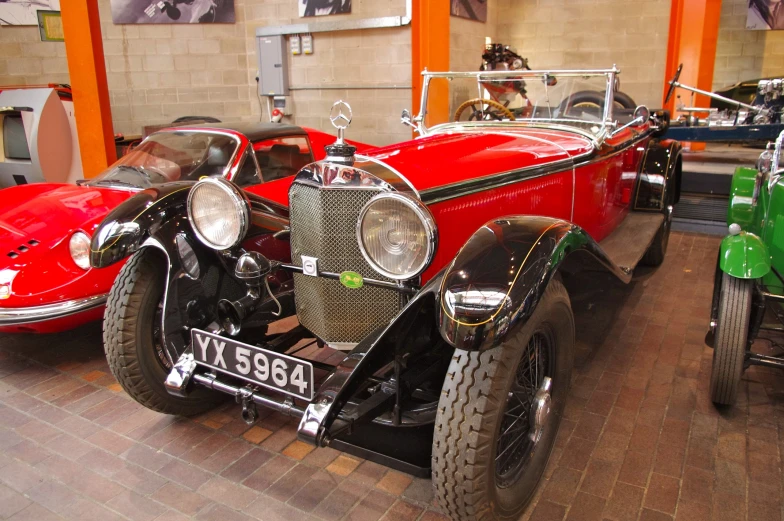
[289,183,401,344]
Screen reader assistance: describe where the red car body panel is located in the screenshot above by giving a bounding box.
[365,129,593,192]
[351,127,646,283]
[0,125,359,333]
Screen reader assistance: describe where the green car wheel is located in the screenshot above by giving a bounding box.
[710,271,753,406]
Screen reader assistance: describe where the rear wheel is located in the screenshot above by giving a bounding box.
[710,272,753,405]
[104,248,222,415]
[432,279,574,521]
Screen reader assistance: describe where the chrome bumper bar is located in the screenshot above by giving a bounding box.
[165,353,306,420]
[0,294,108,325]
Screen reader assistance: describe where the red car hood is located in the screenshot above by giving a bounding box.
[0,184,132,303]
[364,128,594,193]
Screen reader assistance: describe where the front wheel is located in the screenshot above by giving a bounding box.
[432,279,574,521]
[104,248,222,415]
[710,272,753,406]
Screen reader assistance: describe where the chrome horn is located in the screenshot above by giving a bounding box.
[217,252,272,336]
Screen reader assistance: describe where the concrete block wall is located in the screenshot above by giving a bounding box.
[495,0,671,109]
[713,0,784,90]
[0,26,68,86]
[2,0,782,145]
[0,0,411,147]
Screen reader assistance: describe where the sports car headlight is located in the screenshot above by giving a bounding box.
[69,232,91,270]
[357,193,437,280]
[187,177,249,250]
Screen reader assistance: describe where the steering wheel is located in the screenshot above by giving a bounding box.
[664,63,683,104]
[454,98,516,122]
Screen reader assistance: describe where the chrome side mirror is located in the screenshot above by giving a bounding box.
[401,109,415,128]
[401,109,421,134]
[611,105,649,137]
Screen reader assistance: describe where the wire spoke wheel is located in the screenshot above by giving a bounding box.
[432,279,574,521]
[495,329,553,488]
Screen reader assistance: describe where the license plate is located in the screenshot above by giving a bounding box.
[191,329,314,401]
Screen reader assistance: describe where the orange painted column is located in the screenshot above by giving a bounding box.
[663,0,722,151]
[412,0,450,130]
[60,0,116,177]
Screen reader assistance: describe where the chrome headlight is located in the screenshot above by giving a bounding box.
[69,231,91,270]
[187,177,249,250]
[357,193,437,280]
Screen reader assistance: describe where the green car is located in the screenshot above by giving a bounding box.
[708,133,784,405]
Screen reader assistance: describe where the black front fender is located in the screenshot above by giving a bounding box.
[634,139,682,211]
[90,182,195,268]
[437,216,629,352]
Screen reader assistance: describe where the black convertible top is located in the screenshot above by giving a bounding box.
[170,122,308,142]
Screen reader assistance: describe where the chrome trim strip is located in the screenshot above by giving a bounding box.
[0,294,108,325]
[420,155,581,205]
[422,68,620,79]
[419,130,654,205]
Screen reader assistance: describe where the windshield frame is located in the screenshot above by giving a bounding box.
[87,129,243,191]
[416,67,620,141]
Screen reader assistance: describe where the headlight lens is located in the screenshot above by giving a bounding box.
[69,232,91,270]
[188,177,249,250]
[357,193,436,280]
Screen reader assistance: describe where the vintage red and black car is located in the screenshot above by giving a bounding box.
[91,67,681,520]
[0,122,344,333]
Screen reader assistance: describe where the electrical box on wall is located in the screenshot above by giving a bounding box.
[273,96,292,116]
[256,35,289,96]
[302,34,313,55]
[290,35,301,55]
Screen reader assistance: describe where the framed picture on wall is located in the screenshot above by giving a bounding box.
[298,0,351,18]
[0,0,60,26]
[110,0,235,24]
[451,0,487,23]
[747,0,784,30]
[37,10,63,41]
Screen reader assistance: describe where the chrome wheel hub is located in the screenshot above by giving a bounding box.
[528,377,552,443]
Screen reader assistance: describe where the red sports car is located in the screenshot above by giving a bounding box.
[0,122,358,333]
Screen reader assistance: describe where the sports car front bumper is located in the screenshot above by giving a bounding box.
[0,294,109,326]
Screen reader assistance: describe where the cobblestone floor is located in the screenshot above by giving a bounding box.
[0,231,781,521]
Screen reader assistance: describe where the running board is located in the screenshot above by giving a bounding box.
[598,212,664,272]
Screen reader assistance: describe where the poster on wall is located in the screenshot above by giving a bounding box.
[451,0,487,22]
[110,0,235,24]
[298,0,351,18]
[747,0,784,30]
[0,0,60,26]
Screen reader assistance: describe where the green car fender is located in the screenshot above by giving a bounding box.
[727,166,760,228]
[719,231,771,279]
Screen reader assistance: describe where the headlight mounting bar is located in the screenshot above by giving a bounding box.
[279,263,417,295]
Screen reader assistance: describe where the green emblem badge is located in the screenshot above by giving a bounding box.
[340,271,364,289]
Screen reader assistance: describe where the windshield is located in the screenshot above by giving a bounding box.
[420,69,636,135]
[88,131,240,189]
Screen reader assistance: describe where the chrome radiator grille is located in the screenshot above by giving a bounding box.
[289,183,402,345]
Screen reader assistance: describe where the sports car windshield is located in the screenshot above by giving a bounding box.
[87,131,239,190]
[421,69,635,135]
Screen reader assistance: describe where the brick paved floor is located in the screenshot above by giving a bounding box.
[0,231,781,521]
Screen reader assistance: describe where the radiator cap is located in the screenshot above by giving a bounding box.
[325,100,356,166]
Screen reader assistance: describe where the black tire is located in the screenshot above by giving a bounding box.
[432,279,574,521]
[710,272,753,405]
[104,248,222,416]
[559,90,637,115]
